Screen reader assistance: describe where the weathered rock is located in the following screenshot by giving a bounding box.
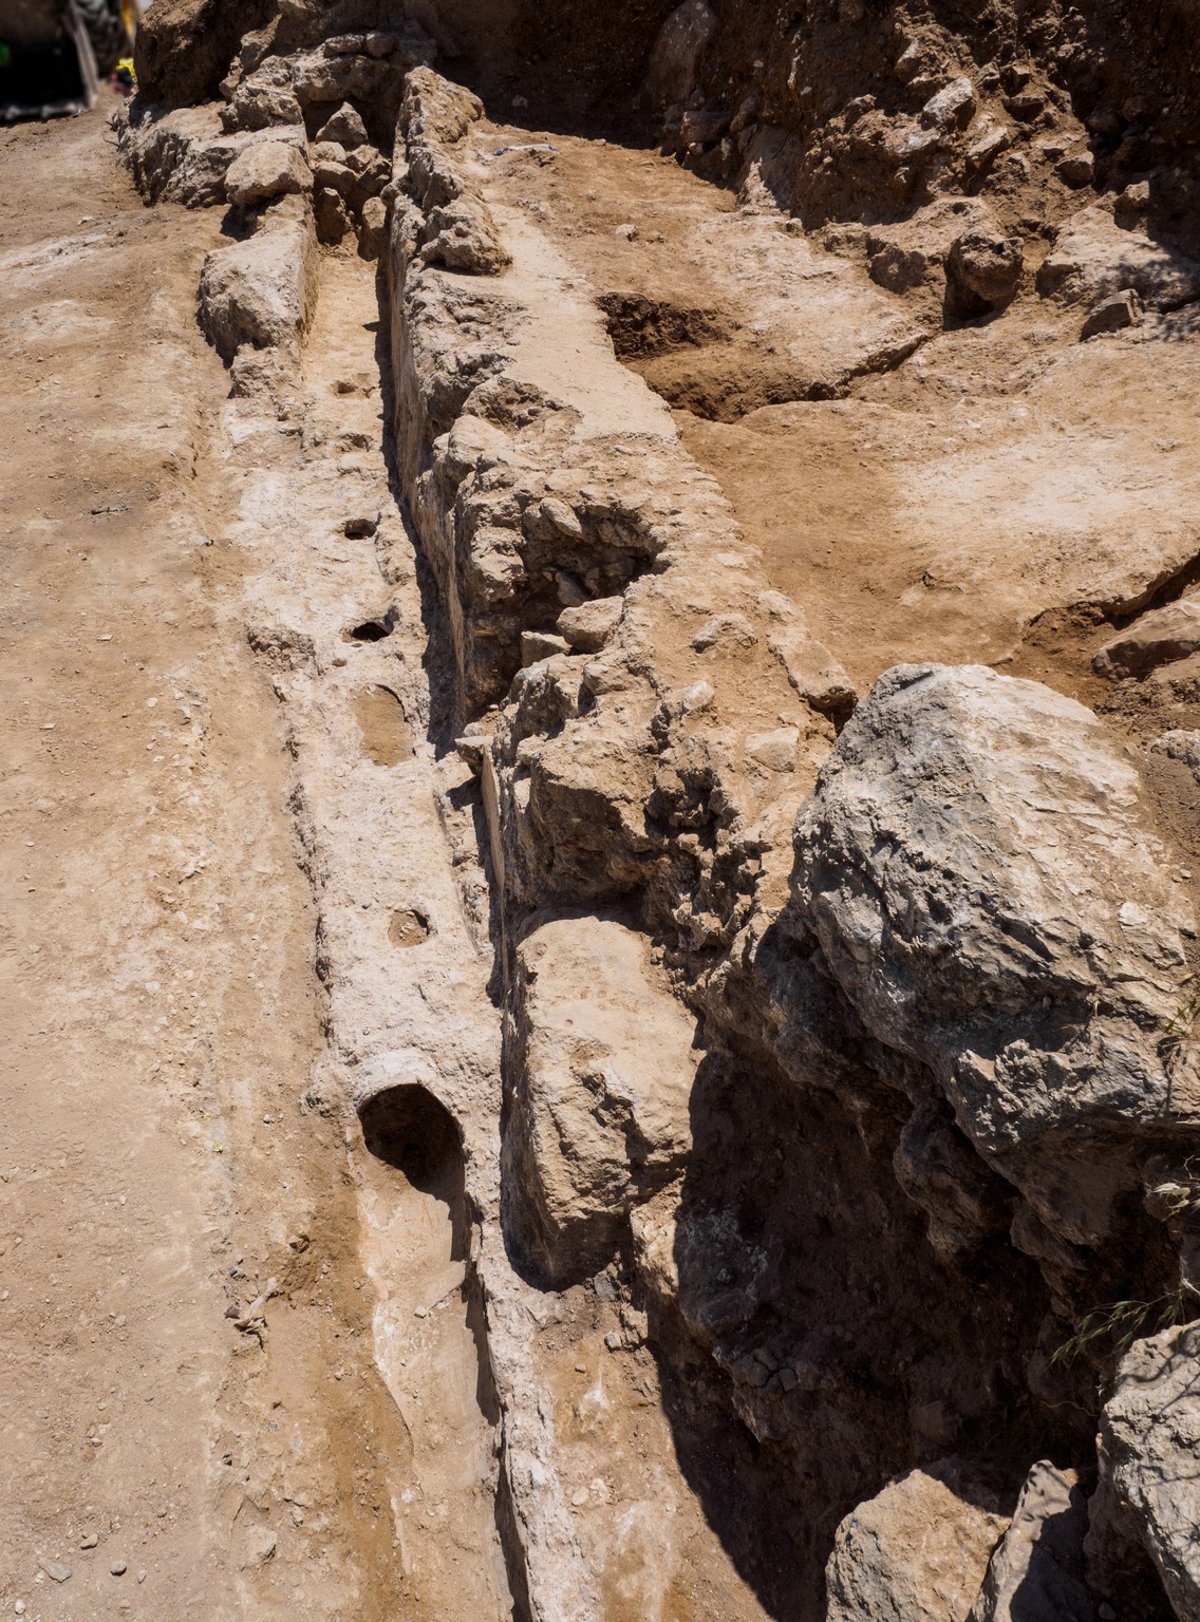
[921,77,977,131]
[1057,151,1095,188]
[418,199,512,274]
[315,102,368,148]
[643,0,718,110]
[1092,1322,1200,1622]
[1038,206,1200,311]
[358,195,388,261]
[397,68,510,275]
[222,73,304,135]
[505,918,700,1283]
[1115,181,1152,230]
[826,1461,1008,1622]
[795,663,1197,1244]
[865,198,999,303]
[117,105,305,208]
[198,205,316,361]
[1081,288,1143,338]
[315,186,351,245]
[312,156,355,196]
[1094,600,1200,679]
[945,228,1023,314]
[557,597,623,654]
[968,1461,1094,1622]
[224,140,311,208]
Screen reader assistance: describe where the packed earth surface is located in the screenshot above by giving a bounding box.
[4,0,1200,1617]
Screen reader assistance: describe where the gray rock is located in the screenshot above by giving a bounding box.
[224,139,311,207]
[1057,151,1095,187]
[358,195,388,261]
[506,918,700,1284]
[1151,729,1200,786]
[38,1559,72,1583]
[314,186,351,246]
[1092,1322,1200,1622]
[921,76,977,131]
[1093,599,1200,679]
[116,106,306,208]
[795,664,1196,1245]
[315,101,368,147]
[968,1461,1094,1621]
[312,156,355,197]
[1081,289,1142,338]
[643,0,718,110]
[826,1460,1008,1622]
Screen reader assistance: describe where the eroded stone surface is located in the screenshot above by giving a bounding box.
[1093,1323,1200,1622]
[506,917,699,1283]
[826,1461,1008,1622]
[795,662,1197,1243]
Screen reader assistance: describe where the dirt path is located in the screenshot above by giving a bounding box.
[0,99,412,1620]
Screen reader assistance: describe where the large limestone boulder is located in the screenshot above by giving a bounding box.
[825,1461,1009,1622]
[968,1461,1093,1622]
[506,918,700,1284]
[1092,1322,1200,1622]
[795,664,1197,1245]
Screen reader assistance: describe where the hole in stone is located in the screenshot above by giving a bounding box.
[356,1084,513,1609]
[345,606,398,642]
[360,1084,465,1224]
[389,906,432,948]
[355,685,413,766]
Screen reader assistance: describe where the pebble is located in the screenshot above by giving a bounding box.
[15,1602,27,1615]
[414,1305,428,1318]
[80,1531,98,1549]
[39,1558,71,1583]
[110,1560,127,1576]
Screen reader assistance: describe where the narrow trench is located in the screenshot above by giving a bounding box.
[357,1085,515,1617]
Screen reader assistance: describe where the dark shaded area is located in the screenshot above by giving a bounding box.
[345,606,398,642]
[598,290,729,359]
[360,1081,470,1258]
[0,38,88,121]
[134,0,271,109]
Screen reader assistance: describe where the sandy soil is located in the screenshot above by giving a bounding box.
[470,119,1200,697]
[0,98,409,1621]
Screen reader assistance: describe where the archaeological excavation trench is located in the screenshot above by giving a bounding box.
[94,0,1200,1614]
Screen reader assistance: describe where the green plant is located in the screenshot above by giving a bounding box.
[1051,1281,1200,1367]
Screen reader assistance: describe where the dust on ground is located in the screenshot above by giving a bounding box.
[0,98,408,1621]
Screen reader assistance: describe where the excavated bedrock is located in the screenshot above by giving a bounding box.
[118,0,1200,1617]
